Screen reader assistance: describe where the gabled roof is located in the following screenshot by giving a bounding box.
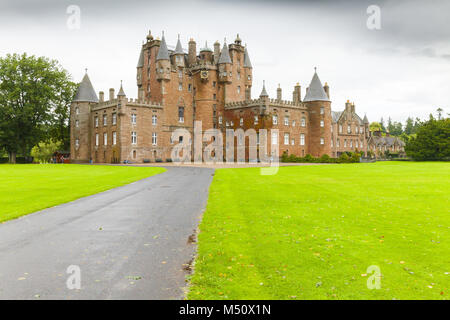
[137,47,144,68]
[156,35,170,61]
[174,36,184,55]
[73,73,98,103]
[303,71,330,102]
[331,111,342,123]
[244,47,252,68]
[218,42,232,64]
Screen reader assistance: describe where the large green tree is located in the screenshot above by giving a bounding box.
[0,53,76,163]
[405,118,450,160]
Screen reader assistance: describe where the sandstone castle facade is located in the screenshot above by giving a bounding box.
[70,30,404,163]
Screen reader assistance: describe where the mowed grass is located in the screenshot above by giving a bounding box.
[0,164,165,222]
[188,162,450,300]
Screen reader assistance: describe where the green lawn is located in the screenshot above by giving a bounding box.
[188,162,450,300]
[0,164,165,222]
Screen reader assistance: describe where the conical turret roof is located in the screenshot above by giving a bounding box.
[73,72,98,103]
[303,70,330,102]
[137,47,144,68]
[156,34,170,61]
[244,46,252,68]
[363,114,369,124]
[259,81,268,97]
[218,41,231,64]
[174,35,184,54]
[117,81,126,97]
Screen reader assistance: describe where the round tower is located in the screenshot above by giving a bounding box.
[70,71,99,163]
[303,69,332,157]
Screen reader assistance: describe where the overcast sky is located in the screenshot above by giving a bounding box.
[1,0,449,123]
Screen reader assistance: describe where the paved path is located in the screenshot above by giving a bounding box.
[0,167,214,300]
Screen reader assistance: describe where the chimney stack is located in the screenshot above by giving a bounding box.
[292,83,301,103]
[277,84,282,100]
[109,88,115,101]
[188,38,196,66]
[99,91,104,102]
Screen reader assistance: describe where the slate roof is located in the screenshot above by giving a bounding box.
[137,47,144,68]
[303,71,330,102]
[331,111,342,123]
[174,36,184,54]
[244,47,252,68]
[73,73,98,103]
[218,42,232,64]
[156,35,170,60]
[259,81,268,97]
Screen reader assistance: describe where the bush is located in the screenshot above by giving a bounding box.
[30,140,62,164]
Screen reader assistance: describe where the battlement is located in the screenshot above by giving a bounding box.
[93,98,163,111]
[224,98,305,110]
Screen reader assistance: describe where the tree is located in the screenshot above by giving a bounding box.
[0,53,75,163]
[437,107,444,120]
[404,117,414,135]
[405,118,450,160]
[370,122,382,132]
[30,139,62,163]
[380,117,386,132]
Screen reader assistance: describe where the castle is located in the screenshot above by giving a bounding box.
[70,30,404,163]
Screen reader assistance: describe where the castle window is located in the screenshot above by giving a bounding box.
[237,71,240,80]
[291,139,295,146]
[152,132,157,146]
[131,132,137,145]
[218,116,222,124]
[178,107,185,123]
[360,126,364,133]
[103,115,107,126]
[254,116,258,125]
[320,120,324,127]
[337,139,340,147]
[300,133,305,146]
[75,107,80,115]
[133,150,136,159]
[178,70,183,78]
[272,115,278,125]
[284,117,289,126]
[339,124,343,133]
[320,107,324,115]
[284,133,289,145]
[271,132,278,145]
[152,115,157,125]
[95,116,99,127]
[331,139,334,147]
[113,132,117,145]
[131,114,137,125]
[320,137,325,145]
[75,120,79,128]
[356,126,359,133]
[292,120,296,126]
[213,81,216,87]
[350,140,353,148]
[178,83,182,91]
[344,139,347,147]
[247,75,251,81]
[103,133,107,146]
[112,113,117,125]
[75,138,79,147]
[188,84,192,92]
[301,117,306,127]
[229,71,232,77]
[237,86,241,94]
[347,125,351,133]
[95,133,99,146]
[240,118,243,126]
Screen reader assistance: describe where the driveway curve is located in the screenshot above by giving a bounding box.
[0,166,214,300]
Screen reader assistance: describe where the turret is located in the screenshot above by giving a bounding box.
[188,38,196,66]
[243,45,252,99]
[156,32,171,81]
[174,34,185,68]
[71,71,98,163]
[136,45,144,100]
[199,41,213,63]
[303,68,332,157]
[218,39,232,83]
[259,80,269,103]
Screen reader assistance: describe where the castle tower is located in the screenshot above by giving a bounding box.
[70,71,99,163]
[363,114,370,139]
[199,41,213,63]
[218,39,232,103]
[303,69,332,157]
[156,33,171,104]
[243,46,252,100]
[136,46,144,101]
[174,35,185,68]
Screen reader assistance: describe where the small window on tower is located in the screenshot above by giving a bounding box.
[178,107,185,123]
[237,86,241,94]
[178,83,182,91]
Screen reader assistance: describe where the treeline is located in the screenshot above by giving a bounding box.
[0,53,76,163]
